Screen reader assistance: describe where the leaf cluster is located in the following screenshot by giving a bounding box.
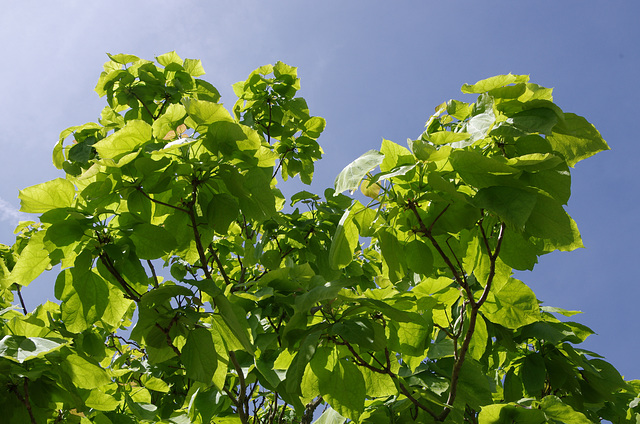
[0,57,637,424]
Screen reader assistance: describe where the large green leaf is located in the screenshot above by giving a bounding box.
[461,74,529,94]
[473,186,537,229]
[302,346,365,421]
[129,223,177,259]
[524,194,583,251]
[478,403,545,424]
[547,113,609,167]
[93,119,152,160]
[61,353,111,389]
[334,150,384,195]
[182,328,218,383]
[19,178,76,213]
[329,208,358,269]
[7,230,51,288]
[482,277,540,330]
[55,266,133,333]
[450,151,522,189]
[540,396,591,423]
[0,335,67,363]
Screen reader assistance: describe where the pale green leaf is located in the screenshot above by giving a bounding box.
[329,208,358,269]
[62,353,111,389]
[129,223,177,259]
[0,335,67,363]
[19,178,76,213]
[482,277,540,330]
[334,150,384,195]
[182,328,218,383]
[547,112,610,167]
[461,74,530,94]
[93,120,152,161]
[541,396,591,424]
[8,230,51,287]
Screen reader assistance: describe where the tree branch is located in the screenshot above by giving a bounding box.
[135,186,188,213]
[99,253,141,302]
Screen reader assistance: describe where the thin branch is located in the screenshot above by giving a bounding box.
[229,351,249,421]
[129,89,155,119]
[438,221,507,421]
[99,254,141,302]
[10,379,37,424]
[406,201,473,302]
[301,397,323,424]
[135,186,188,213]
[147,260,159,288]
[16,286,28,315]
[208,244,232,286]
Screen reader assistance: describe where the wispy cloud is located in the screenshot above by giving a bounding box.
[0,197,28,226]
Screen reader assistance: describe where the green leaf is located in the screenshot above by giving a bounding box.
[334,150,384,195]
[461,74,529,94]
[450,151,521,189]
[427,131,471,146]
[62,353,111,389]
[129,223,177,260]
[540,395,591,424]
[156,51,183,67]
[85,389,122,411]
[152,103,186,138]
[473,186,537,229]
[302,346,365,421]
[521,352,546,396]
[56,266,133,333]
[93,119,152,161]
[547,113,609,167]
[0,335,67,363]
[19,178,75,213]
[329,208,358,269]
[182,98,233,126]
[482,277,540,329]
[380,139,413,172]
[525,194,583,251]
[7,230,51,288]
[314,406,347,424]
[107,53,140,64]
[183,58,206,77]
[303,116,326,138]
[404,239,433,276]
[479,403,546,424]
[182,328,218,383]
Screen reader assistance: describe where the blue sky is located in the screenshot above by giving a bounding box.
[1,1,638,380]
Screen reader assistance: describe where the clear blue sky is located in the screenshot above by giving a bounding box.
[1,1,638,380]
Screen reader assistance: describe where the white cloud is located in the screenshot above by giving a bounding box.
[0,197,28,226]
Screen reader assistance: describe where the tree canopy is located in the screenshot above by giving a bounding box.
[0,52,638,423]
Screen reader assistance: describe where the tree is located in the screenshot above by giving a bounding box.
[0,52,637,424]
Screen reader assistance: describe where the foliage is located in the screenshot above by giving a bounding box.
[0,52,638,424]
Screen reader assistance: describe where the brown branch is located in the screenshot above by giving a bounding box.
[301,397,323,424]
[438,221,506,421]
[135,186,188,213]
[229,351,249,422]
[208,244,232,286]
[147,260,159,288]
[155,316,181,357]
[406,201,474,303]
[16,286,28,315]
[10,379,37,424]
[99,253,141,302]
[129,89,155,119]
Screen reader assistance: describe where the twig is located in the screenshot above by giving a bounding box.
[16,286,28,315]
[99,253,141,302]
[147,260,159,288]
[135,186,188,213]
